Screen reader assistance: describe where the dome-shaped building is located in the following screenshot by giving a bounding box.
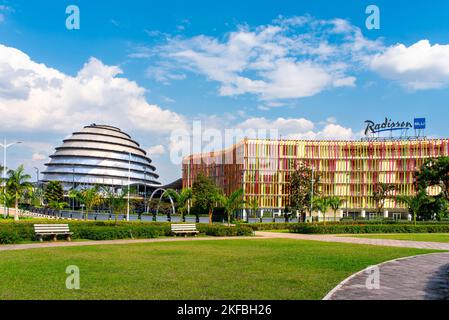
[42,124,160,189]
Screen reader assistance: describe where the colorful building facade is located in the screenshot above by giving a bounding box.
[182,138,449,217]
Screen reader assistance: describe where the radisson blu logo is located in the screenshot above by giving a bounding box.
[364,117,425,136]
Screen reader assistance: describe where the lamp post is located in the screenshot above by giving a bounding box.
[33,167,40,207]
[309,164,314,222]
[1,139,22,218]
[346,173,350,217]
[126,151,131,221]
[33,167,40,184]
[143,166,147,214]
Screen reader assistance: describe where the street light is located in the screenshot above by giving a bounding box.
[121,150,132,222]
[1,139,22,218]
[33,167,40,183]
[143,166,147,214]
[346,173,350,217]
[309,164,315,222]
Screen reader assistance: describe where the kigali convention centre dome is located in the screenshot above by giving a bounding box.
[42,124,160,189]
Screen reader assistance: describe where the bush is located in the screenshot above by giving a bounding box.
[288,223,449,234]
[197,224,254,237]
[245,223,292,231]
[0,220,254,244]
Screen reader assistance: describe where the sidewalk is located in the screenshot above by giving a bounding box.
[2,231,449,252]
[0,236,257,252]
[255,231,449,250]
[324,252,449,300]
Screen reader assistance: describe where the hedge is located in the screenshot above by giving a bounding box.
[288,224,449,234]
[0,220,253,244]
[196,224,254,237]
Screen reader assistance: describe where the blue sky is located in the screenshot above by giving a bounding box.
[1,0,449,183]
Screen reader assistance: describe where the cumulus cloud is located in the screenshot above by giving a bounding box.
[236,116,356,140]
[31,153,47,162]
[0,44,187,134]
[146,145,166,156]
[139,16,382,102]
[369,40,449,90]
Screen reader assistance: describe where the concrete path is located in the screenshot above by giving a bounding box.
[256,231,449,250]
[324,252,449,300]
[2,231,449,252]
[0,236,257,252]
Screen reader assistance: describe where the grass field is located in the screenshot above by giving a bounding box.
[0,239,437,300]
[343,233,449,243]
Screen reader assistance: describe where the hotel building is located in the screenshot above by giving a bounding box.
[182,138,449,218]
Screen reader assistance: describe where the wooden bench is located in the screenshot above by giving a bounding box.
[34,224,73,242]
[171,224,199,237]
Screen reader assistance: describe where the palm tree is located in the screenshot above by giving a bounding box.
[5,165,33,221]
[0,192,15,218]
[164,188,193,222]
[49,201,68,214]
[69,186,102,220]
[218,188,245,225]
[396,190,434,225]
[101,186,129,223]
[328,196,344,222]
[313,197,330,224]
[248,198,260,222]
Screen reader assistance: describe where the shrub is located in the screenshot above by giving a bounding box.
[197,224,254,236]
[245,223,292,231]
[0,220,253,244]
[288,224,449,234]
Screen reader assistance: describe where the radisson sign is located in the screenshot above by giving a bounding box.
[364,117,425,136]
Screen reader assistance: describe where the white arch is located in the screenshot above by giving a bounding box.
[148,188,176,217]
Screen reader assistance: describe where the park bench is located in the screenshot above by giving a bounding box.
[34,224,73,242]
[171,224,199,237]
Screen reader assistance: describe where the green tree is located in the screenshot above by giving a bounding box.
[69,186,102,220]
[328,196,344,222]
[6,165,33,220]
[313,197,330,224]
[218,188,245,225]
[288,163,320,222]
[102,186,130,223]
[164,188,193,222]
[192,173,221,224]
[44,181,64,205]
[373,183,396,215]
[48,201,68,211]
[396,190,435,225]
[415,157,449,200]
[0,192,15,218]
[248,198,260,222]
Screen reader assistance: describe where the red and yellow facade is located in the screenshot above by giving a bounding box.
[182,138,449,214]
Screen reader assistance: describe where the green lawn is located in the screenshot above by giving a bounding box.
[343,233,449,243]
[0,239,438,300]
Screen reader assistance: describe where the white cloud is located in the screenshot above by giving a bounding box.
[146,145,166,156]
[31,153,47,162]
[0,44,187,134]
[369,40,449,90]
[0,5,12,24]
[143,16,381,102]
[236,116,356,140]
[237,117,314,135]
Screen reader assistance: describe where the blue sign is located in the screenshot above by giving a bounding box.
[414,118,426,130]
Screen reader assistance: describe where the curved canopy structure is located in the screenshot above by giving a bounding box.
[42,124,160,189]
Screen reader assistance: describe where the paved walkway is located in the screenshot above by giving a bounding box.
[255,231,449,250]
[2,231,449,252]
[0,236,257,252]
[324,252,449,300]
